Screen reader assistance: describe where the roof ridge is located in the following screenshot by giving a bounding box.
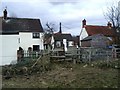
[7,17,39,20]
[86,25,108,27]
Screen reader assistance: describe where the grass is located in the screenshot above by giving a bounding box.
[2,58,119,88]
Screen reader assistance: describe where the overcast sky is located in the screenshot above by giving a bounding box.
[0,0,119,35]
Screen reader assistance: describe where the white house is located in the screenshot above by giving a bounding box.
[51,22,74,51]
[0,9,44,65]
[44,22,74,51]
[51,32,74,51]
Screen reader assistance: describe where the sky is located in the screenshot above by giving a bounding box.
[0,0,119,35]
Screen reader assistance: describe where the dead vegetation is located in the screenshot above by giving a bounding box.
[2,56,119,88]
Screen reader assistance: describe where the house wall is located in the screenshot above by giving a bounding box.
[0,35,19,65]
[80,28,88,46]
[0,36,2,65]
[19,32,44,51]
[68,41,73,46]
[81,40,91,47]
[51,36,54,50]
[0,32,44,65]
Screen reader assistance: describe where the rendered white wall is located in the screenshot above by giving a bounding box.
[80,28,88,40]
[0,36,2,65]
[19,32,44,51]
[79,28,88,46]
[68,41,73,46]
[51,36,54,49]
[0,35,19,65]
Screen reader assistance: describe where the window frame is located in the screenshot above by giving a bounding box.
[33,33,40,38]
[33,45,40,51]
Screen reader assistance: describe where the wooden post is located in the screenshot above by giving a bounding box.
[73,55,76,64]
[89,47,91,64]
[106,51,109,67]
[79,47,82,62]
[73,59,76,64]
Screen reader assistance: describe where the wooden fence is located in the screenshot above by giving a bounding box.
[50,47,120,63]
[17,50,43,62]
[17,47,120,63]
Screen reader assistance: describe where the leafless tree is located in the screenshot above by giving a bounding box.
[105,2,120,45]
[43,22,57,44]
[44,22,57,35]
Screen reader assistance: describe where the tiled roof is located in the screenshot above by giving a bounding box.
[54,33,73,41]
[0,17,43,34]
[85,25,116,36]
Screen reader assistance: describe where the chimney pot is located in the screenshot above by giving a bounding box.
[107,22,112,28]
[3,9,7,20]
[59,22,62,33]
[82,19,86,28]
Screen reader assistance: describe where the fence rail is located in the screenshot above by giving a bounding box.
[50,47,120,63]
[17,47,120,63]
[17,50,43,61]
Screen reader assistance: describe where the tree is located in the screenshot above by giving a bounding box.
[43,22,57,49]
[43,22,57,40]
[105,2,120,45]
[44,22,57,35]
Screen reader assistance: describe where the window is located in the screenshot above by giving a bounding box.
[56,41,61,47]
[18,38,20,43]
[33,33,40,38]
[33,45,40,51]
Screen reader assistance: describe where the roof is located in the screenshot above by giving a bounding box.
[0,17,43,34]
[81,34,109,41]
[85,25,116,37]
[53,33,73,41]
[72,36,79,43]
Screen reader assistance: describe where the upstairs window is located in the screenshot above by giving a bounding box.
[33,33,40,38]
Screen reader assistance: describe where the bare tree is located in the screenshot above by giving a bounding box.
[44,22,57,35]
[105,2,120,45]
[43,22,57,46]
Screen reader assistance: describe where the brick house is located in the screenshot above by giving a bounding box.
[80,19,116,47]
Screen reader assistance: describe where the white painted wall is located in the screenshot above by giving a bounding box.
[51,36,54,50]
[0,36,2,65]
[0,35,19,65]
[79,28,88,46]
[0,32,44,65]
[68,41,73,46]
[19,32,44,50]
[63,39,67,51]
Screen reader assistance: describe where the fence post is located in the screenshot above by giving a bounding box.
[88,47,91,64]
[73,55,76,64]
[79,47,82,62]
[106,51,109,67]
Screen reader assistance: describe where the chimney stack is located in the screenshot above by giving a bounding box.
[82,19,86,28]
[59,22,62,33]
[107,22,112,29]
[3,9,7,20]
